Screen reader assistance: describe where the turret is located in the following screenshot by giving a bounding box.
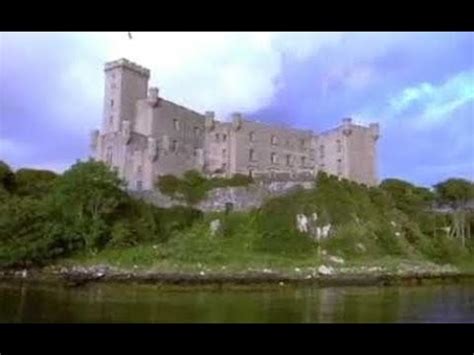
[369,123,380,141]
[342,117,352,136]
[205,111,215,131]
[232,112,243,131]
[147,87,159,107]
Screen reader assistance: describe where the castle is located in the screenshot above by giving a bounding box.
[90,58,380,191]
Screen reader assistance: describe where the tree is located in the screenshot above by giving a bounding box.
[52,160,127,250]
[15,168,58,197]
[434,178,474,246]
[0,160,16,194]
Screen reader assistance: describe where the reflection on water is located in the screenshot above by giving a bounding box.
[0,281,473,323]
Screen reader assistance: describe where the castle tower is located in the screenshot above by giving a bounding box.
[102,58,150,134]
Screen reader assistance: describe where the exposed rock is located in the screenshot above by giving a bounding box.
[356,243,367,253]
[328,256,345,265]
[209,219,221,236]
[294,267,301,273]
[318,265,334,275]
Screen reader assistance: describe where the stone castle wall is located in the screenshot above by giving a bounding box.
[92,58,380,192]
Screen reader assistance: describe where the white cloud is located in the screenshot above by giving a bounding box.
[388,69,474,127]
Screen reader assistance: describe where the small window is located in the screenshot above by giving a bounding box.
[215,133,220,142]
[193,148,198,157]
[271,152,277,164]
[337,158,342,175]
[173,119,180,131]
[136,180,143,191]
[171,140,178,152]
[286,154,291,166]
[300,139,306,149]
[249,132,255,142]
[106,147,113,164]
[111,83,117,90]
[222,162,227,170]
[301,156,306,167]
[248,169,253,178]
[194,127,200,137]
[271,135,277,145]
[222,149,226,157]
[110,99,114,107]
[137,165,143,175]
[249,149,255,161]
[109,115,113,125]
[337,139,342,153]
[319,145,325,159]
[223,134,227,142]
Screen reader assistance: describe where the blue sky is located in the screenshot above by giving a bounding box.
[0,32,473,187]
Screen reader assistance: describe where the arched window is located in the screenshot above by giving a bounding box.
[249,149,255,161]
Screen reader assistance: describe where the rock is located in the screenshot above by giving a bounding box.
[21,269,28,278]
[209,219,221,236]
[133,265,138,269]
[263,268,272,274]
[199,271,205,276]
[328,256,345,265]
[395,232,401,237]
[390,221,397,227]
[294,267,301,273]
[296,214,309,233]
[356,243,366,253]
[279,282,284,286]
[305,275,312,279]
[321,249,327,256]
[318,265,334,275]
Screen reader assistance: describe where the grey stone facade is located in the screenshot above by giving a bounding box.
[91,58,380,191]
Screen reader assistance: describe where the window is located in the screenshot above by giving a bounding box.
[223,134,227,142]
[173,119,180,131]
[248,169,253,178]
[110,99,114,108]
[194,127,200,137]
[300,139,306,149]
[249,131,255,142]
[136,180,143,191]
[222,162,227,170]
[137,165,143,175]
[171,140,178,152]
[286,154,291,166]
[111,83,117,90]
[249,149,255,161]
[222,149,226,157]
[301,156,306,167]
[193,148,198,157]
[271,152,277,164]
[106,147,113,164]
[215,133,220,142]
[109,115,113,125]
[337,139,342,153]
[271,135,277,145]
[319,145,325,159]
[337,159,342,175]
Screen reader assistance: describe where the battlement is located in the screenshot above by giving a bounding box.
[104,58,150,77]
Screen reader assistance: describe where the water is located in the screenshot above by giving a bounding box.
[1,281,473,323]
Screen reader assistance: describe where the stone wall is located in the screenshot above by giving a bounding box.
[132,180,314,212]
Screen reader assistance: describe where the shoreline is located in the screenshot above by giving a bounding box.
[1,265,473,289]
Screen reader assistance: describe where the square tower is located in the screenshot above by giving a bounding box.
[102,58,150,134]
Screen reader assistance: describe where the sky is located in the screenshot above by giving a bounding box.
[0,32,473,187]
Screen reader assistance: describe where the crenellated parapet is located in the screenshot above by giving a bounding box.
[104,58,150,78]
